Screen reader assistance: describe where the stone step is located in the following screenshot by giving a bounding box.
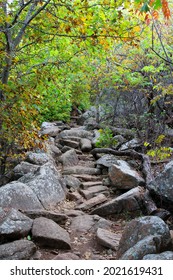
[62,166,101,176]
[96,228,122,250]
[78,161,96,168]
[75,193,107,211]
[78,155,95,161]
[72,174,105,182]
[81,181,103,189]
[79,185,109,200]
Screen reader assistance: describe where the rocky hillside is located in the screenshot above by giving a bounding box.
[0,110,173,260]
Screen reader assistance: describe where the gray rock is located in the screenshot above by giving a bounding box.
[0,182,43,210]
[59,128,93,140]
[77,107,97,125]
[120,235,161,260]
[92,130,101,146]
[79,185,108,199]
[117,216,171,259]
[80,138,92,152]
[70,214,112,233]
[19,162,66,209]
[148,161,173,207]
[32,217,71,249]
[13,161,39,178]
[96,154,118,168]
[76,193,107,211]
[91,187,143,216]
[59,139,79,149]
[81,181,103,189]
[0,240,36,260]
[40,127,61,137]
[49,145,62,157]
[96,228,121,250]
[143,251,173,260]
[26,152,49,165]
[54,253,80,260]
[41,121,63,130]
[108,160,145,189]
[21,210,68,224]
[0,208,33,242]
[119,138,141,151]
[59,149,79,167]
[111,127,136,139]
[63,175,81,190]
[63,166,101,176]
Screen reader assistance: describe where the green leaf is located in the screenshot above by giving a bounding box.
[141,3,150,12]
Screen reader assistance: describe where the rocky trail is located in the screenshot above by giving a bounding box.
[0,111,173,260]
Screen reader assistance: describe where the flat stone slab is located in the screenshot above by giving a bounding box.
[0,208,33,242]
[70,214,112,233]
[73,174,103,181]
[32,217,71,249]
[63,166,101,176]
[81,181,103,189]
[96,228,121,250]
[75,193,107,211]
[79,185,108,199]
[21,210,68,224]
[60,139,79,149]
[0,240,36,260]
[96,154,119,168]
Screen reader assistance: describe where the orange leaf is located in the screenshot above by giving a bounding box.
[152,10,159,20]
[162,0,171,20]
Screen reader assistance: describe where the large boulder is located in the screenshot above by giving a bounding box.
[117,216,171,260]
[0,240,36,260]
[148,161,173,211]
[32,217,71,249]
[91,187,144,216]
[19,162,66,209]
[0,208,33,243]
[0,182,43,210]
[143,251,173,260]
[108,160,145,189]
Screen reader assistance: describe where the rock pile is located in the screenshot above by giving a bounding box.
[0,114,173,260]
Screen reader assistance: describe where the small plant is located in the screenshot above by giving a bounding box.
[95,128,118,148]
[144,135,172,161]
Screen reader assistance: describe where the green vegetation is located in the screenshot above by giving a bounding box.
[0,1,172,175]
